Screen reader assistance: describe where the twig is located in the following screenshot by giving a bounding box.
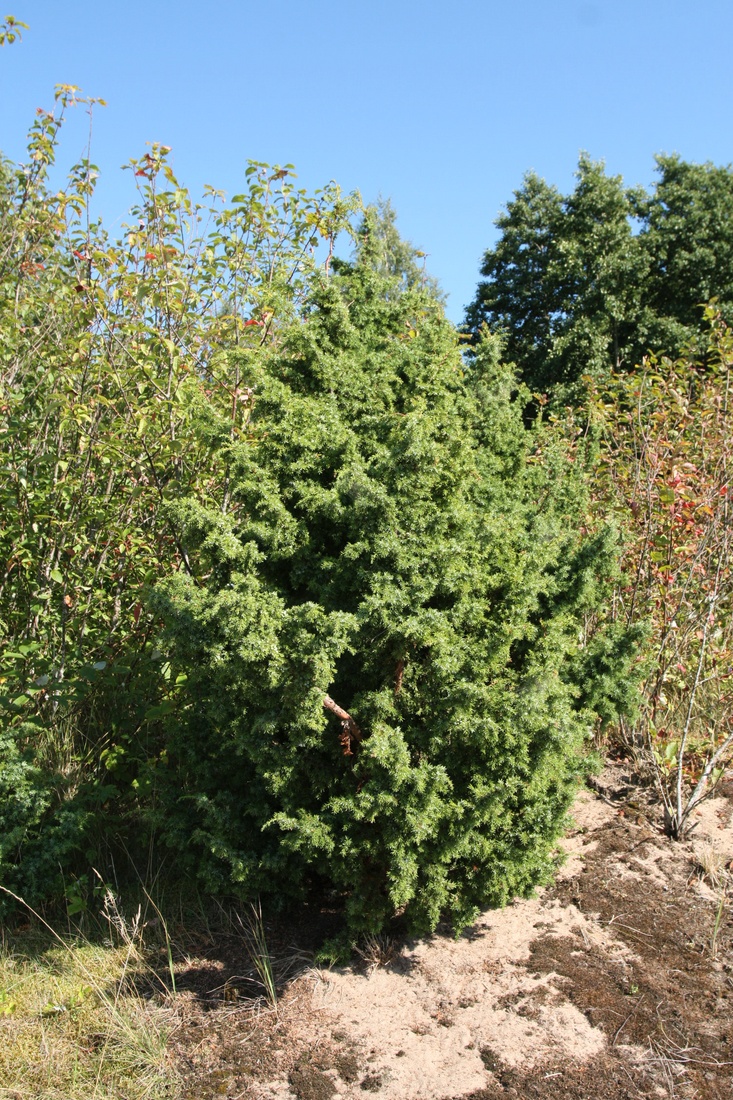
[323,695,362,755]
[603,920,654,939]
[613,994,645,1045]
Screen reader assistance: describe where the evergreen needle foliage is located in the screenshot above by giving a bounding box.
[150,225,638,937]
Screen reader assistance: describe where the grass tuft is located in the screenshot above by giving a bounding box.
[239,900,278,1012]
[0,887,178,1099]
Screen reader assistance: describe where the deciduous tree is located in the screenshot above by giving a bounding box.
[466,154,733,399]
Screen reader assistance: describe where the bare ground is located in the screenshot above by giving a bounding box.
[165,762,733,1100]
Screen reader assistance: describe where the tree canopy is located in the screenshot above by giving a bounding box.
[465,154,733,398]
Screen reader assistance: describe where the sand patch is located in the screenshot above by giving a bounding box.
[309,897,609,1099]
[171,766,733,1100]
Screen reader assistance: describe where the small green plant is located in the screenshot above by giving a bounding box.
[711,883,728,959]
[241,900,278,1011]
[65,872,114,917]
[40,984,92,1018]
[314,937,354,969]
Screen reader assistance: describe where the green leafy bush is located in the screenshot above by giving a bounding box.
[0,724,95,912]
[0,89,357,911]
[151,240,638,936]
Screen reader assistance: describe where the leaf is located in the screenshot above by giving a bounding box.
[144,700,176,721]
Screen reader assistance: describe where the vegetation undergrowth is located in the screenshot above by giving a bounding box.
[0,80,358,917]
[0,888,178,1100]
[588,312,733,836]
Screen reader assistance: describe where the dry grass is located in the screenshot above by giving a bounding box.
[695,839,729,889]
[0,894,179,1100]
[353,933,398,975]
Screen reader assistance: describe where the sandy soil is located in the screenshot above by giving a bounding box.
[169,763,733,1100]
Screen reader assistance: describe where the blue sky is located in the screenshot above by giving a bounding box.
[2,1,732,320]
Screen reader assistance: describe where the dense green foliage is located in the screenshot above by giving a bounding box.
[0,90,357,911]
[465,154,733,398]
[5,65,724,934]
[147,240,637,935]
[354,197,444,301]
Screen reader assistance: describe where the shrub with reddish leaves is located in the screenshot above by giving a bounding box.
[590,309,733,836]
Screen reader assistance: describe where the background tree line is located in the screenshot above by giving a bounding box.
[465,153,733,399]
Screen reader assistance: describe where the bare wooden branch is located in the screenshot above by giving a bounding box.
[394,658,405,696]
[323,695,362,756]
